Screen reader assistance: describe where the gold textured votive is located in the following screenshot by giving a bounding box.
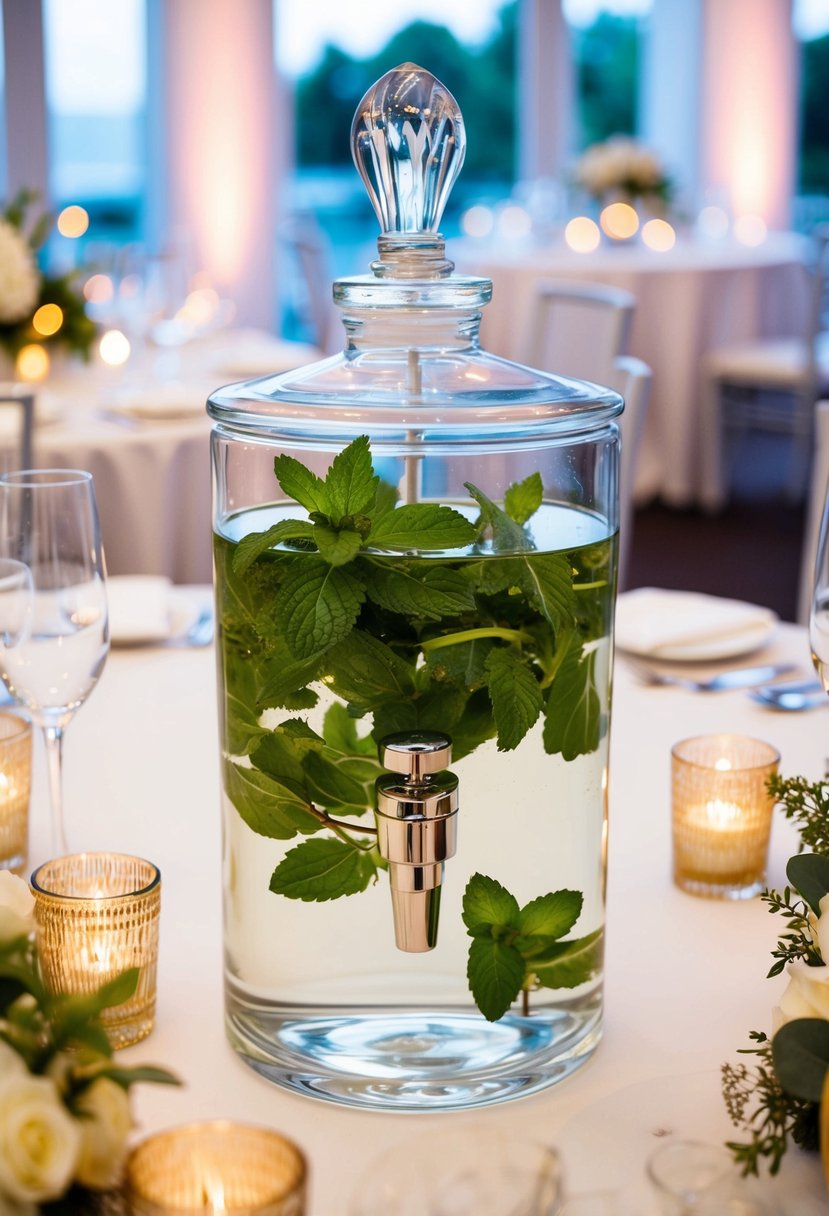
[0,711,31,874]
[31,852,160,1048]
[124,1121,307,1214]
[671,735,779,899]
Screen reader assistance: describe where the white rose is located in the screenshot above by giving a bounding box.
[0,875,33,945]
[0,1046,24,1088]
[772,959,829,1034]
[73,1077,133,1191]
[814,893,829,962]
[0,220,38,324]
[0,1075,80,1203]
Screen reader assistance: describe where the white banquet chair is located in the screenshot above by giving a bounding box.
[526,279,636,383]
[701,226,829,510]
[797,398,829,624]
[0,387,34,474]
[605,355,652,590]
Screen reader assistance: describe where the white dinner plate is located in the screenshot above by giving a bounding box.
[107,576,206,646]
[211,339,322,380]
[0,392,62,443]
[615,587,778,662]
[102,385,206,422]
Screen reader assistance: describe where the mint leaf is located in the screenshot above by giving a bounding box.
[504,472,543,525]
[275,453,329,514]
[313,523,363,567]
[517,890,583,940]
[270,838,377,901]
[224,691,269,756]
[326,630,416,707]
[257,649,325,710]
[533,929,603,990]
[462,873,520,932]
[465,481,531,552]
[467,938,525,1021]
[232,519,314,576]
[367,478,398,521]
[303,750,371,814]
[543,644,602,761]
[519,553,576,630]
[225,762,317,839]
[277,559,365,660]
[322,701,376,756]
[363,562,476,620]
[485,648,543,751]
[426,637,495,691]
[325,436,378,521]
[369,504,476,551]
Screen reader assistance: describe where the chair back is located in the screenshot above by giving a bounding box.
[798,397,829,623]
[804,224,829,386]
[604,355,652,590]
[280,214,339,353]
[527,279,636,383]
[0,389,34,475]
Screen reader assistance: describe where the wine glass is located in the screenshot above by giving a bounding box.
[0,470,109,855]
[810,481,829,692]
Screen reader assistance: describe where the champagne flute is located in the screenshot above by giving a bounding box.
[0,470,109,855]
[810,480,829,693]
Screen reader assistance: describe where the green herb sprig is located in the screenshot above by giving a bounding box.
[216,436,614,1019]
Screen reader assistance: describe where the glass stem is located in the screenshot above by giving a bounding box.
[42,725,68,857]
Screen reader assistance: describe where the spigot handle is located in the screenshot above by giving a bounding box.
[379,731,452,781]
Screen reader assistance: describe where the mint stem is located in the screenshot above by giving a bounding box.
[422,626,532,651]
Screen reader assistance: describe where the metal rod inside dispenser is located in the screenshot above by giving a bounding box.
[375,732,459,953]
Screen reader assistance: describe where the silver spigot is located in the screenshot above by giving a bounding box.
[375,732,459,953]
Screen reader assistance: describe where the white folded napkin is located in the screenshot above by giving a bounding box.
[107,575,172,643]
[615,587,777,661]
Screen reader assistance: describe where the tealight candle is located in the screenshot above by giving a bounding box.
[0,712,31,874]
[671,735,779,898]
[124,1121,307,1215]
[31,852,160,1048]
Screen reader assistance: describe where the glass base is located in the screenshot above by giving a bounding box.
[674,873,764,900]
[225,980,602,1112]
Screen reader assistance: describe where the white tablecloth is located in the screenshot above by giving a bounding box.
[457,234,810,510]
[0,332,319,584]
[25,601,826,1213]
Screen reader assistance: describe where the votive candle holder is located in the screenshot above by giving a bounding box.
[671,734,779,899]
[31,852,160,1048]
[0,711,31,874]
[124,1121,307,1215]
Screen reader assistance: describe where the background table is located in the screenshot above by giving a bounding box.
[33,606,828,1214]
[0,332,319,584]
[457,234,810,510]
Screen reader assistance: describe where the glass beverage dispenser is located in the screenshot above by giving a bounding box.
[209,64,623,1111]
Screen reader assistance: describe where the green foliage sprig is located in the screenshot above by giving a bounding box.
[217,436,612,1019]
[723,777,829,1176]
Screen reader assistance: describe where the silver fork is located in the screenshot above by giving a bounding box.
[168,606,214,647]
[623,657,798,692]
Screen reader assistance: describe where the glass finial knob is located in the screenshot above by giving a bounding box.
[351,63,466,236]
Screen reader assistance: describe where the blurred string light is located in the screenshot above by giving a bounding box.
[32,303,64,337]
[57,205,89,239]
[733,214,767,247]
[15,344,50,381]
[564,216,600,253]
[83,274,114,305]
[99,329,131,366]
[497,204,532,240]
[461,205,495,239]
[641,218,676,252]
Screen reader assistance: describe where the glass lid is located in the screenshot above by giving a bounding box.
[207,63,623,442]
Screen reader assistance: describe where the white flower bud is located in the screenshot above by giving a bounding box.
[0,1075,80,1203]
[73,1077,133,1191]
[0,876,34,945]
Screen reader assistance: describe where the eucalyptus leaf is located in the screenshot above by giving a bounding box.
[772,1017,829,1102]
[786,853,829,917]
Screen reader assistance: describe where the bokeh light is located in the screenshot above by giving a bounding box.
[641,219,676,252]
[84,274,114,304]
[697,205,730,240]
[57,205,89,238]
[733,214,768,247]
[15,344,50,381]
[564,216,601,253]
[600,202,640,241]
[497,204,532,241]
[461,205,495,239]
[99,329,131,366]
[32,303,64,337]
